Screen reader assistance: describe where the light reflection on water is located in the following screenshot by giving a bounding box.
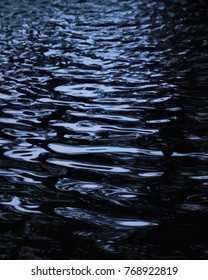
[0,0,208,259]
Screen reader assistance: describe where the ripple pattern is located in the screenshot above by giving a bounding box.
[0,0,208,259]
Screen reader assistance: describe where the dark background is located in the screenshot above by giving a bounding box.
[0,0,208,259]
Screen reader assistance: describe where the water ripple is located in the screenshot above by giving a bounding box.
[55,207,158,229]
[0,0,208,259]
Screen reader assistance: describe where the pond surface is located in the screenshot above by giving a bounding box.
[0,0,208,259]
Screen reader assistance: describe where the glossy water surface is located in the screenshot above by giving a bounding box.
[0,0,208,259]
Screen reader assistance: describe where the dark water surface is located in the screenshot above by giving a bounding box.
[0,0,208,259]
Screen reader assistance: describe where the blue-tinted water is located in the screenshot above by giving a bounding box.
[0,0,208,259]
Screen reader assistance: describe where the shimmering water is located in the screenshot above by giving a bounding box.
[0,0,208,259]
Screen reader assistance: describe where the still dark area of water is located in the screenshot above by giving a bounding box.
[0,0,208,259]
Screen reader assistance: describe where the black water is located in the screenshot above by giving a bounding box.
[0,0,208,259]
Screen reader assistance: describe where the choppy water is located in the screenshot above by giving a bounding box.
[0,0,208,259]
